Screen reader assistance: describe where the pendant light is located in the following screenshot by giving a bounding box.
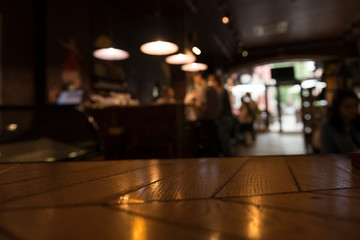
[93,1,129,61]
[165,5,196,65]
[181,62,208,72]
[93,47,129,61]
[140,40,178,55]
[140,0,178,55]
[165,52,196,65]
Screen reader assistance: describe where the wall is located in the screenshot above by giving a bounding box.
[0,0,35,105]
[0,0,187,106]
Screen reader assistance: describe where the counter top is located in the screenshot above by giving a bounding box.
[1,155,360,239]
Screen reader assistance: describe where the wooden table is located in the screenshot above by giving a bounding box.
[1,155,360,239]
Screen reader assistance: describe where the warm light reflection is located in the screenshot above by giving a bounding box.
[68,152,78,158]
[181,62,208,72]
[192,46,201,55]
[93,47,130,61]
[140,41,178,55]
[67,150,86,159]
[210,232,221,240]
[45,157,56,162]
[165,53,196,65]
[150,162,161,183]
[247,205,262,239]
[6,123,18,131]
[117,195,145,205]
[132,216,146,240]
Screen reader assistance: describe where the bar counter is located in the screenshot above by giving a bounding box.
[1,155,360,239]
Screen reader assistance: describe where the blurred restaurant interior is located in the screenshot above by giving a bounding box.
[2,1,360,239]
[0,0,360,161]
[1,0,360,162]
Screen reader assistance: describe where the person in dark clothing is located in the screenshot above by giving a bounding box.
[192,72,220,157]
[320,89,360,153]
[238,96,256,145]
[208,74,233,156]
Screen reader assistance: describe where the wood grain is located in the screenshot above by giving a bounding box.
[224,191,360,220]
[0,161,120,185]
[0,160,163,204]
[0,159,209,208]
[119,157,248,201]
[1,155,360,239]
[327,155,360,179]
[216,156,299,197]
[313,188,360,199]
[0,164,19,175]
[286,155,360,191]
[0,206,222,240]
[111,199,360,239]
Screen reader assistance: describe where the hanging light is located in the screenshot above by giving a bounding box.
[93,47,129,61]
[181,62,208,72]
[140,40,178,55]
[165,52,196,65]
[92,0,129,62]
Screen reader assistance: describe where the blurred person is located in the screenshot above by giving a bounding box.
[320,89,360,153]
[244,92,259,140]
[192,72,219,120]
[184,88,198,121]
[156,86,176,104]
[191,72,220,156]
[208,74,233,156]
[238,96,256,145]
[245,92,258,113]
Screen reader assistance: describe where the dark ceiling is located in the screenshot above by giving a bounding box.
[139,0,358,72]
[60,0,360,72]
[185,0,360,71]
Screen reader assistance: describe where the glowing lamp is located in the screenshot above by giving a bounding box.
[181,62,208,72]
[93,47,129,61]
[165,53,196,65]
[140,40,178,55]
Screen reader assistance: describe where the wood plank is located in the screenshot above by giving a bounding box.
[0,164,19,175]
[0,159,168,204]
[313,188,360,199]
[286,155,360,191]
[0,206,221,240]
[216,156,299,197]
[0,159,209,208]
[224,191,360,220]
[0,161,123,185]
[109,198,360,239]
[327,155,360,179]
[116,157,249,202]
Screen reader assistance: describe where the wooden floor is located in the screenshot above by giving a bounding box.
[0,154,360,239]
[234,132,308,156]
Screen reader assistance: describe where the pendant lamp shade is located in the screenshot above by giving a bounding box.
[165,53,196,65]
[140,40,179,55]
[181,62,208,72]
[93,47,129,61]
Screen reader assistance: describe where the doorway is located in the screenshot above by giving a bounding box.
[267,84,303,133]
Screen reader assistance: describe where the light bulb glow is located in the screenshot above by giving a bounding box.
[140,41,179,55]
[181,62,208,72]
[165,53,196,65]
[192,46,201,55]
[222,16,229,24]
[93,47,129,61]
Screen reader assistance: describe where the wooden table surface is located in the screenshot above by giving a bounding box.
[0,155,360,239]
